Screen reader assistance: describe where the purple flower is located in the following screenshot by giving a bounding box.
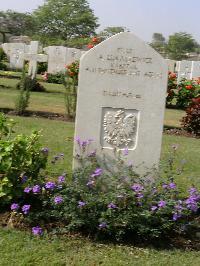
[86,180,95,188]
[158,200,166,208]
[136,193,144,199]
[123,147,129,156]
[78,201,86,208]
[151,206,158,211]
[99,222,108,229]
[173,213,182,221]
[22,204,31,215]
[91,168,103,177]
[21,175,28,183]
[131,184,144,192]
[107,203,117,209]
[32,185,41,194]
[11,203,20,211]
[189,187,197,195]
[60,153,64,157]
[54,196,63,205]
[45,181,56,190]
[58,175,65,183]
[88,150,96,157]
[185,195,199,212]
[75,137,93,148]
[41,147,49,155]
[24,187,32,193]
[169,182,176,189]
[162,184,168,189]
[32,226,43,236]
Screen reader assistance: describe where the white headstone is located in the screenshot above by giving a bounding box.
[2,43,29,69]
[74,32,168,173]
[43,46,86,74]
[177,60,192,82]
[165,59,176,72]
[43,46,67,74]
[24,41,48,79]
[191,61,200,79]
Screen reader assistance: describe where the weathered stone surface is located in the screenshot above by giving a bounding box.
[74,32,168,173]
[177,60,192,82]
[2,43,28,69]
[43,46,85,74]
[24,41,48,79]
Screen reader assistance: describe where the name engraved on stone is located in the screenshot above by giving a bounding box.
[103,90,142,99]
[101,108,139,149]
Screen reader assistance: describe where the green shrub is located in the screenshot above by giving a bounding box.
[176,79,200,109]
[16,76,46,92]
[42,72,65,84]
[37,62,48,74]
[0,113,48,206]
[10,139,200,242]
[15,70,31,115]
[182,97,200,136]
[166,72,177,107]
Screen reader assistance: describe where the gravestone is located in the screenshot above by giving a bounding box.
[165,59,176,72]
[74,32,168,173]
[24,41,48,79]
[177,60,192,82]
[43,46,67,74]
[2,43,29,69]
[43,46,86,74]
[191,61,200,78]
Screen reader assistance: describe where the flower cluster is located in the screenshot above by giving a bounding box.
[65,61,79,80]
[87,36,101,49]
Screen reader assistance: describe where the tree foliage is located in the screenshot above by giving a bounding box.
[34,0,99,40]
[0,10,36,36]
[99,26,128,40]
[167,32,198,60]
[150,33,167,56]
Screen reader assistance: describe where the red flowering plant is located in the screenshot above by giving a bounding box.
[64,61,80,119]
[176,78,200,109]
[166,72,177,107]
[182,97,200,136]
[87,36,102,49]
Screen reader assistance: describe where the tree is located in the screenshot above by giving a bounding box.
[99,26,128,40]
[167,32,198,60]
[150,33,167,57]
[34,0,99,40]
[0,10,36,37]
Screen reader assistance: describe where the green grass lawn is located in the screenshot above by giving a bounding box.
[11,116,200,188]
[0,76,185,127]
[0,228,200,266]
[0,75,200,265]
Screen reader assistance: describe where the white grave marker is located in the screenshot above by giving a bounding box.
[191,61,200,79]
[74,32,168,173]
[177,60,192,82]
[24,41,48,79]
[2,43,29,69]
[43,46,86,74]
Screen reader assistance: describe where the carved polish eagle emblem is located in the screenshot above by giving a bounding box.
[103,109,137,148]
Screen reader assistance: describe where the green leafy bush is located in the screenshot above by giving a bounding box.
[0,47,7,70]
[166,72,177,106]
[42,72,65,84]
[37,62,48,74]
[182,97,200,136]
[16,76,46,92]
[0,113,48,206]
[176,79,200,109]
[10,139,200,241]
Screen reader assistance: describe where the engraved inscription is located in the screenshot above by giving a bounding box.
[103,90,141,99]
[102,109,138,149]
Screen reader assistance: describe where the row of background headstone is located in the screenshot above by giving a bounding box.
[2,41,200,82]
[1,41,86,78]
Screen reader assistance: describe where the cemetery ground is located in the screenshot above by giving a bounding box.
[0,74,200,264]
